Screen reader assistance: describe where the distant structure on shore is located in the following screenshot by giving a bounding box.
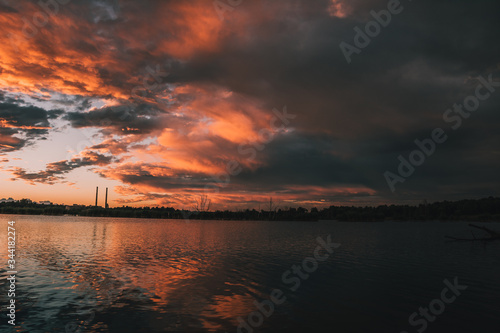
[105,187,109,209]
[0,198,51,205]
[95,186,109,208]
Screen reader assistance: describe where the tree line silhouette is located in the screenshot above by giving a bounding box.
[0,197,499,221]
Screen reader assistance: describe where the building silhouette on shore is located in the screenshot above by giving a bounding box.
[95,187,109,208]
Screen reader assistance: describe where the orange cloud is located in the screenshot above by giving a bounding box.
[0,119,51,130]
[1,1,384,208]
[328,0,350,18]
[0,1,239,98]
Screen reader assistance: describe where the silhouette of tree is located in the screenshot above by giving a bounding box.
[193,195,211,212]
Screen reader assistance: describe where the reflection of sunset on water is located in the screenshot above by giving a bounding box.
[200,293,257,330]
[10,216,271,330]
[2,215,500,332]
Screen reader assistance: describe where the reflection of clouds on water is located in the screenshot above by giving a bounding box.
[3,218,270,331]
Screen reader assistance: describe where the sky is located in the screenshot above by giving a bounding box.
[0,0,499,209]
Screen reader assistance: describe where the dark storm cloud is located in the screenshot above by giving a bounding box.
[64,103,164,135]
[11,151,116,185]
[214,112,500,203]
[175,0,500,136]
[51,95,94,112]
[0,101,63,152]
[163,0,500,201]
[0,2,17,13]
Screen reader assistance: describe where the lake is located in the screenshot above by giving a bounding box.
[1,215,499,332]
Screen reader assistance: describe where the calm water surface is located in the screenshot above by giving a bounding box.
[0,215,499,332]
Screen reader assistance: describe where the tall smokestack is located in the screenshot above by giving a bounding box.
[95,187,99,207]
[105,187,109,209]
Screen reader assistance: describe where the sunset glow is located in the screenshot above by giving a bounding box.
[1,0,498,209]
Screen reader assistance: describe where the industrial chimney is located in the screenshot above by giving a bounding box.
[105,187,109,209]
[95,187,99,207]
